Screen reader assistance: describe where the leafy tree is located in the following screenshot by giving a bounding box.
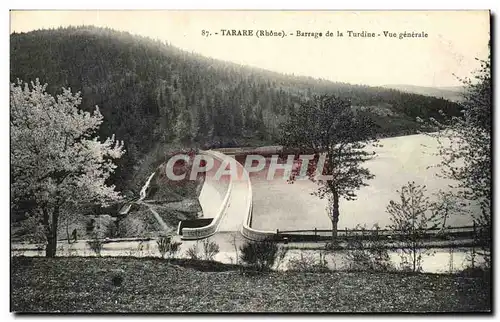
[281,95,378,242]
[429,49,491,262]
[387,182,439,272]
[431,190,464,230]
[10,79,125,257]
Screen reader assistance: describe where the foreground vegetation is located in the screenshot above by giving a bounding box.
[11,257,490,313]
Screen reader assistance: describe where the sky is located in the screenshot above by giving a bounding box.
[10,10,490,88]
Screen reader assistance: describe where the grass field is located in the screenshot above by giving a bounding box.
[11,257,491,313]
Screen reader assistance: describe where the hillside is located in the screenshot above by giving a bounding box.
[383,84,465,102]
[10,26,462,192]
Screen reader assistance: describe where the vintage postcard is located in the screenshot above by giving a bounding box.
[9,10,491,313]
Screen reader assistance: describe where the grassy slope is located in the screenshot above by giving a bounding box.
[11,257,490,313]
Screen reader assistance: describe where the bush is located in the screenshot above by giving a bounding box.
[86,218,96,233]
[239,239,282,271]
[157,236,170,258]
[325,242,344,251]
[107,268,125,287]
[111,274,124,287]
[116,215,147,238]
[346,245,393,272]
[86,234,103,256]
[186,242,200,260]
[287,251,330,272]
[458,265,491,281]
[104,219,119,238]
[201,239,219,261]
[345,224,394,272]
[19,214,47,249]
[274,245,289,270]
[168,240,182,258]
[157,236,182,259]
[164,258,241,272]
[111,274,123,287]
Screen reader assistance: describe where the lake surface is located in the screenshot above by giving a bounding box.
[249,134,474,231]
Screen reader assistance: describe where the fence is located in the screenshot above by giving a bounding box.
[273,224,485,243]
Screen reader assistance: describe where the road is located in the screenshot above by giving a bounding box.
[11,233,482,273]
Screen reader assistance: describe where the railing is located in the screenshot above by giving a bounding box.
[213,146,283,155]
[273,224,484,242]
[180,150,233,240]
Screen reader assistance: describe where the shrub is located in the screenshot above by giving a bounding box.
[168,241,182,258]
[239,239,282,271]
[111,274,124,287]
[169,258,241,272]
[346,246,394,271]
[86,234,103,256]
[274,245,289,270]
[287,251,330,272]
[458,265,491,281]
[325,242,344,251]
[157,236,182,259]
[104,219,119,238]
[19,213,47,252]
[116,216,147,238]
[201,239,219,261]
[66,243,77,257]
[157,236,171,259]
[137,240,145,255]
[110,269,125,287]
[345,224,394,272]
[86,218,96,233]
[186,242,200,260]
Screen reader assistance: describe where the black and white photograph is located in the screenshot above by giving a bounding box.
[8,9,492,313]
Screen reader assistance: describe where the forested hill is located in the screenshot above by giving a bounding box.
[10,26,462,193]
[382,84,464,102]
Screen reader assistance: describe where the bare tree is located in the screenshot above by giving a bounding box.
[387,181,439,272]
[281,95,378,243]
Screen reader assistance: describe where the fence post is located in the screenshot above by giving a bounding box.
[314,228,317,242]
[276,229,279,240]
